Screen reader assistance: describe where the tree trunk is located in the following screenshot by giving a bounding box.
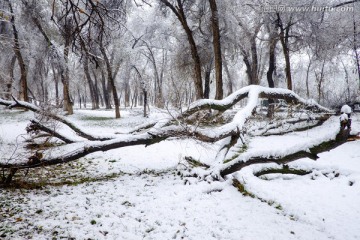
[62,42,73,114]
[0,86,332,175]
[84,62,97,109]
[305,55,312,99]
[220,121,351,178]
[250,37,259,85]
[125,83,130,108]
[100,67,111,109]
[341,60,351,101]
[282,45,293,90]
[7,0,28,102]
[316,61,326,104]
[203,61,212,99]
[100,42,120,118]
[61,20,74,115]
[159,0,203,99]
[92,70,100,109]
[7,55,16,100]
[209,0,223,100]
[143,89,147,117]
[223,58,233,96]
[266,33,277,118]
[277,14,293,90]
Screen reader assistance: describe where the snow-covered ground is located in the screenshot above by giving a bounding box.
[0,107,359,240]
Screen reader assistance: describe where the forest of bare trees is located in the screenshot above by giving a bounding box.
[0,0,359,118]
[1,0,360,181]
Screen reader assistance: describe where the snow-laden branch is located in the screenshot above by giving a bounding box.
[0,86,335,179]
[182,85,330,117]
[217,117,350,177]
[27,120,77,144]
[0,98,112,141]
[179,85,331,141]
[0,133,158,169]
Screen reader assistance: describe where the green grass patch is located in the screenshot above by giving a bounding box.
[80,116,113,121]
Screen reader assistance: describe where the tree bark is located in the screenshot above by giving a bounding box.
[277,14,293,90]
[220,123,351,178]
[209,0,223,100]
[7,0,28,102]
[100,43,120,118]
[100,66,112,109]
[6,55,17,100]
[266,28,278,118]
[159,0,203,99]
[305,54,312,99]
[62,36,74,114]
[79,38,98,109]
[203,61,212,99]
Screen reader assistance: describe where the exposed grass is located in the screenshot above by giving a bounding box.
[80,116,113,121]
[232,178,255,198]
[232,178,292,218]
[1,159,127,189]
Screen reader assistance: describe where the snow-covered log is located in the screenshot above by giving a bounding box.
[0,86,337,184]
[217,114,352,178]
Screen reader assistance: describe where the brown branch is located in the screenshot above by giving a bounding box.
[0,133,158,170]
[27,120,75,144]
[219,125,351,178]
[180,86,330,120]
[0,97,111,141]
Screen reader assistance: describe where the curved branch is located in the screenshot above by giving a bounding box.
[178,86,331,141]
[27,120,76,144]
[181,85,330,119]
[249,115,330,136]
[0,133,158,169]
[0,98,111,141]
[219,124,351,178]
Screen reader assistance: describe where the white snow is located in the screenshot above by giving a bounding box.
[341,104,352,114]
[1,107,359,240]
[340,113,349,122]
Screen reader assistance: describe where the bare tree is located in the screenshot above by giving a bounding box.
[6,0,28,102]
[159,0,203,99]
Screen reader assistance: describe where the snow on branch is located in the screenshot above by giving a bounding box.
[0,86,335,178]
[0,97,112,141]
[217,116,351,178]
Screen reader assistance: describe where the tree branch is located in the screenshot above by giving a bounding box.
[27,120,76,144]
[0,97,111,141]
[219,124,351,178]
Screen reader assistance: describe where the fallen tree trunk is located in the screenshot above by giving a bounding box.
[0,86,335,185]
[0,133,161,169]
[219,123,351,178]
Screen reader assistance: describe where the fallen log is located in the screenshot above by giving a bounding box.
[0,86,334,185]
[219,119,351,178]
